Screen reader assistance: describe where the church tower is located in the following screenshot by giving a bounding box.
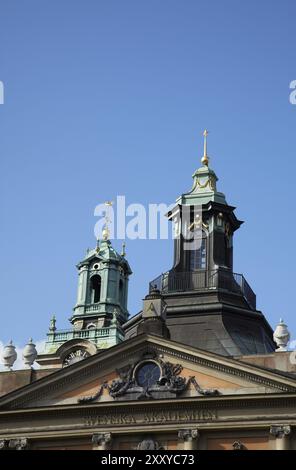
[124,131,275,356]
[37,229,132,368]
[168,130,241,284]
[72,236,130,330]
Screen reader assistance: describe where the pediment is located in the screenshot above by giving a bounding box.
[1,334,296,410]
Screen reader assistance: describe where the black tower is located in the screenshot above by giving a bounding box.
[124,132,275,356]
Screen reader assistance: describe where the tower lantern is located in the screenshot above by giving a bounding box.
[124,131,275,356]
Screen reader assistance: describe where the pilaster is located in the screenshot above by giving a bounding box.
[270,425,291,450]
[92,432,112,450]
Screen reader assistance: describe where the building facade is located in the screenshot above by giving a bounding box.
[0,133,295,451]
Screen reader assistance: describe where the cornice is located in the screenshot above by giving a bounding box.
[1,392,296,415]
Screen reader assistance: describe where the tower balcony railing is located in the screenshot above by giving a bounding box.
[85,304,101,313]
[149,268,256,310]
[47,326,123,343]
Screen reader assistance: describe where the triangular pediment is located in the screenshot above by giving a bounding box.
[1,335,296,410]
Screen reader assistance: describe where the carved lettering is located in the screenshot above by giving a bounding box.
[84,409,217,427]
[84,414,136,426]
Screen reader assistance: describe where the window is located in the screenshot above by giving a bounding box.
[189,233,207,271]
[90,275,101,303]
[135,361,161,388]
[119,279,124,305]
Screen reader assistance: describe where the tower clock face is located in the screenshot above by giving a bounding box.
[63,349,90,367]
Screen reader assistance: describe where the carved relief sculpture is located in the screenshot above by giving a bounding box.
[78,352,220,403]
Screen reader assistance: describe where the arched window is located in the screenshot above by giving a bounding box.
[119,279,124,305]
[189,232,207,271]
[90,275,101,303]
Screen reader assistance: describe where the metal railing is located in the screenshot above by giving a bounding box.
[149,269,256,310]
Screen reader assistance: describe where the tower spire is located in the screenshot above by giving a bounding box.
[201,129,209,167]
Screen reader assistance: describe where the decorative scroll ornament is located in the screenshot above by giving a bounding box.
[78,353,220,403]
[78,364,134,403]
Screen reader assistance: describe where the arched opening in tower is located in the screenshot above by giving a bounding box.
[91,275,101,303]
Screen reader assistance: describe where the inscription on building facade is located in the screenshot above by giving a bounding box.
[83,409,217,427]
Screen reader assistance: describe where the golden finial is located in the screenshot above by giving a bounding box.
[201,129,209,166]
[121,241,126,257]
[102,201,113,240]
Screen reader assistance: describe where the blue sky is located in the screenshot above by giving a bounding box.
[0,0,295,349]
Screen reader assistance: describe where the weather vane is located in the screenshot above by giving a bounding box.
[102,201,113,240]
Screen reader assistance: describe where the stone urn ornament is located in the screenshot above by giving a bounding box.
[22,338,37,368]
[2,340,17,370]
[273,319,290,352]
